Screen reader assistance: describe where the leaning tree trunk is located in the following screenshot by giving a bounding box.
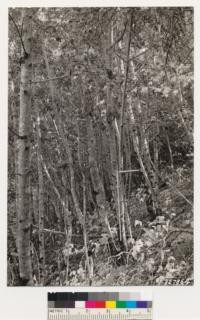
[16,8,33,285]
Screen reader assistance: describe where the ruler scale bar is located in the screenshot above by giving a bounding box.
[48,309,152,320]
[48,315,152,320]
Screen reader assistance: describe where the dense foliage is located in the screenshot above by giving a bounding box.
[8,7,193,286]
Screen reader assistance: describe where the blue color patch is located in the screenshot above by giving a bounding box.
[126,301,137,308]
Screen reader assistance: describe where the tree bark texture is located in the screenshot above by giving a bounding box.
[17,8,33,285]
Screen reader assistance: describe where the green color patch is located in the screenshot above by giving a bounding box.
[116,301,126,308]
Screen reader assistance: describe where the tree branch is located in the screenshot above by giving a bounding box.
[31,73,69,84]
[9,13,27,56]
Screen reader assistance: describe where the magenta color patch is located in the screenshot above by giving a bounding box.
[85,301,96,308]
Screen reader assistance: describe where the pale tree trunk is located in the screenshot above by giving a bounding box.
[104,24,121,241]
[63,196,72,285]
[10,88,18,223]
[118,11,133,250]
[17,8,33,285]
[8,88,18,253]
[153,107,160,203]
[123,127,133,240]
[77,119,91,284]
[35,102,45,285]
[32,186,38,224]
[82,174,92,284]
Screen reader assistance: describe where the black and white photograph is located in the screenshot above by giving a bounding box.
[8,7,193,286]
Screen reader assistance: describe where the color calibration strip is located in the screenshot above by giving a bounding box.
[48,300,152,309]
[48,292,152,308]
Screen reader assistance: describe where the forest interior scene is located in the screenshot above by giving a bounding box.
[8,7,193,286]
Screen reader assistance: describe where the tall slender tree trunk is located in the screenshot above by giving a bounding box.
[63,196,72,285]
[104,24,121,240]
[118,11,133,250]
[35,102,45,285]
[10,88,18,223]
[77,119,91,284]
[17,8,33,285]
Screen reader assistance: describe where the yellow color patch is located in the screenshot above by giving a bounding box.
[105,301,116,308]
